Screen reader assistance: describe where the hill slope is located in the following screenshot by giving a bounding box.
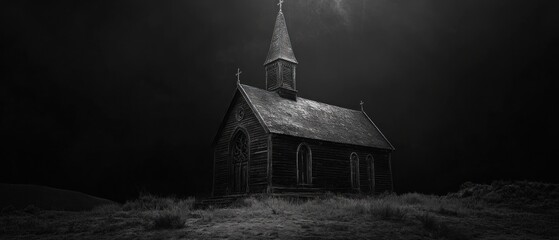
[0,184,115,211]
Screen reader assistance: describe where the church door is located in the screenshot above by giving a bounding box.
[231,131,249,193]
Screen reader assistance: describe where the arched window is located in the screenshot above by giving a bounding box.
[350,153,360,189]
[297,143,312,185]
[230,130,249,193]
[367,154,375,193]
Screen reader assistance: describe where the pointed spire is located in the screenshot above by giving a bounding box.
[264,0,298,100]
[263,2,297,66]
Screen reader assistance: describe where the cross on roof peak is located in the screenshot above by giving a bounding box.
[360,100,364,111]
[278,0,284,13]
[236,68,242,84]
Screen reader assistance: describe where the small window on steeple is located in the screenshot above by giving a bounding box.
[282,63,294,89]
[266,63,279,90]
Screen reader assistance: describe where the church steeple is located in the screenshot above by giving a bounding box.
[264,0,298,100]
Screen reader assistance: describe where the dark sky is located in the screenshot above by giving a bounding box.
[2,0,558,201]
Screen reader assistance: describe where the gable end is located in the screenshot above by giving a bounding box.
[211,85,269,147]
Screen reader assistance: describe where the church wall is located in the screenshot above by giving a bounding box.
[212,92,269,196]
[270,134,393,194]
[372,152,393,194]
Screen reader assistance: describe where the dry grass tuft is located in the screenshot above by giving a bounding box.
[417,212,470,240]
[437,206,459,216]
[230,197,254,208]
[123,194,194,212]
[151,211,186,230]
[92,203,122,214]
[1,205,17,215]
[123,194,174,211]
[371,202,408,221]
[417,212,439,231]
[23,205,41,214]
[401,193,425,205]
[453,180,559,210]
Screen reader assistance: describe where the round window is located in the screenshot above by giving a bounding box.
[236,107,245,121]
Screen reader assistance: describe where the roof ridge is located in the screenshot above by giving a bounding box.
[241,84,361,112]
[237,84,270,134]
[299,97,362,112]
[361,110,395,150]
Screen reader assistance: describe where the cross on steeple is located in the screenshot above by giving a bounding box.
[236,68,242,84]
[278,0,284,13]
[360,100,364,111]
[264,0,298,100]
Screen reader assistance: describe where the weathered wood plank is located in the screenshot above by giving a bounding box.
[212,93,269,196]
[270,134,392,193]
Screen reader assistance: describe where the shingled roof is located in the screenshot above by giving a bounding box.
[239,84,394,150]
[263,11,298,65]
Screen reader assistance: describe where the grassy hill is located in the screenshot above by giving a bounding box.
[1,181,558,239]
[0,184,115,211]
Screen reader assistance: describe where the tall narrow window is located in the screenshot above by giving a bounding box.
[350,153,360,189]
[367,154,375,193]
[231,130,249,193]
[297,143,312,185]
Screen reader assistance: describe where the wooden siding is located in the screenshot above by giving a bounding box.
[270,134,392,194]
[212,93,269,196]
[372,153,393,193]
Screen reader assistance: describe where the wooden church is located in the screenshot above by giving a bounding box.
[211,3,394,196]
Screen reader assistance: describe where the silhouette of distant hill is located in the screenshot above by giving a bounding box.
[0,184,115,211]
